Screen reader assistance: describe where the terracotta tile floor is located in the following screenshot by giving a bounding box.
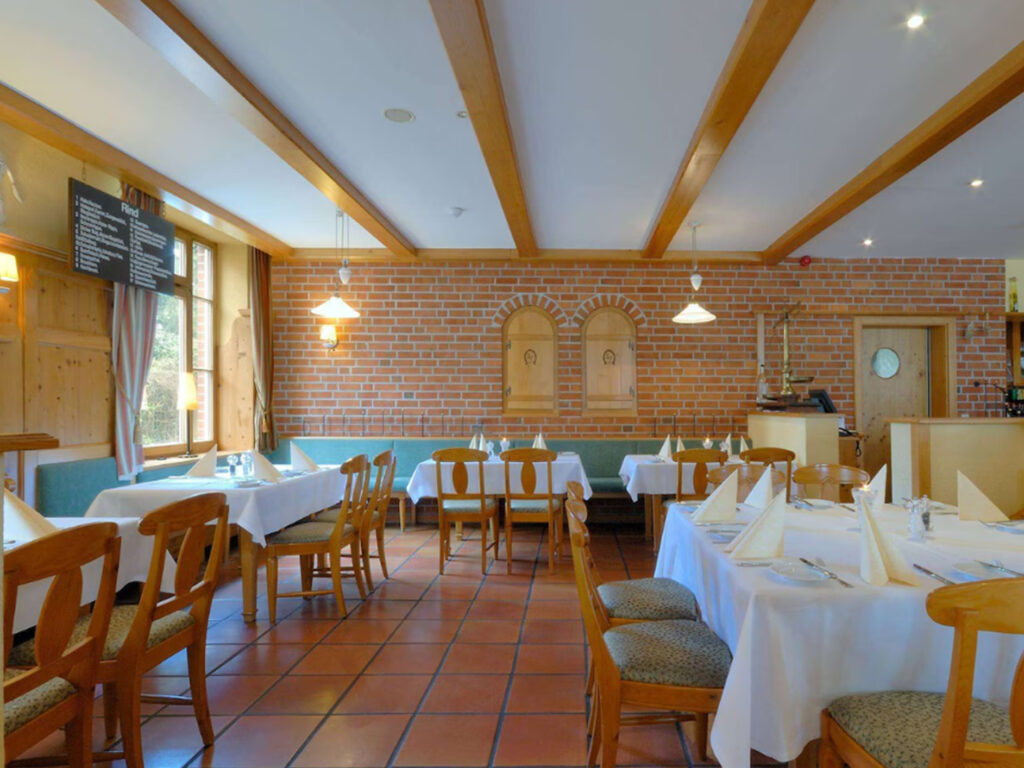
[23,524,781,768]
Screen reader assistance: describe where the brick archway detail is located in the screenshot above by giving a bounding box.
[492,294,568,327]
[571,294,646,326]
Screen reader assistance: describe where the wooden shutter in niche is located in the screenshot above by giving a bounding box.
[503,307,557,414]
[583,307,636,414]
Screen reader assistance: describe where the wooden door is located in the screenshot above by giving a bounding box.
[583,308,636,413]
[503,307,557,413]
[859,326,930,481]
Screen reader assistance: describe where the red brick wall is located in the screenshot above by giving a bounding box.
[271,257,1007,437]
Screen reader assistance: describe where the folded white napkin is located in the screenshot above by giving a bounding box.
[469,434,479,450]
[868,465,887,507]
[185,445,218,477]
[739,436,750,453]
[727,490,786,560]
[676,436,684,453]
[250,451,284,482]
[857,491,919,586]
[957,471,1008,522]
[692,470,738,523]
[657,435,672,462]
[719,433,732,457]
[4,489,58,543]
[532,433,547,449]
[290,443,319,472]
[743,466,774,512]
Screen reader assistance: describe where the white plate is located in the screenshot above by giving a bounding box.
[952,561,1010,581]
[705,524,744,543]
[989,521,1024,535]
[233,480,263,488]
[769,558,830,584]
[799,498,834,510]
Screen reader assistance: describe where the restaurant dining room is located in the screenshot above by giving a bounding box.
[2,1,1024,768]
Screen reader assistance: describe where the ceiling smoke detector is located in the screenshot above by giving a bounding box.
[383,108,415,124]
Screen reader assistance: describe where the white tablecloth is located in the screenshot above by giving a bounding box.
[655,501,1024,768]
[12,517,177,633]
[619,454,743,502]
[406,454,592,503]
[85,466,345,546]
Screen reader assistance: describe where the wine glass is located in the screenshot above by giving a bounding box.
[227,453,239,476]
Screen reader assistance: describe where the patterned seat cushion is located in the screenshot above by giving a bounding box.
[9,605,196,665]
[317,506,379,525]
[269,521,354,544]
[604,619,731,688]
[509,498,558,512]
[442,499,497,514]
[828,691,1014,768]
[597,577,699,621]
[3,668,76,735]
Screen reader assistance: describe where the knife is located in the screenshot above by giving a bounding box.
[913,563,954,585]
[977,560,1024,577]
[798,557,854,588]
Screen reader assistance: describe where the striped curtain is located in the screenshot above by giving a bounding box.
[112,185,162,480]
[249,246,276,452]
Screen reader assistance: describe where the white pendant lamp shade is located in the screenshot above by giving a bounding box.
[312,294,359,319]
[673,302,716,324]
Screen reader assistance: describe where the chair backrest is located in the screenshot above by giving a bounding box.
[566,480,585,502]
[708,463,784,500]
[566,500,616,679]
[500,447,556,507]
[923,579,1024,766]
[332,454,369,534]
[3,523,120,701]
[432,447,489,515]
[366,450,397,534]
[792,463,869,502]
[125,493,229,663]
[741,447,795,500]
[673,449,728,500]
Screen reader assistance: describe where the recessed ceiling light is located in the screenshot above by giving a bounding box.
[970,178,984,188]
[862,238,874,247]
[906,13,924,29]
[383,108,415,124]
[456,110,468,119]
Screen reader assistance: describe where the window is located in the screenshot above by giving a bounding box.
[140,230,216,454]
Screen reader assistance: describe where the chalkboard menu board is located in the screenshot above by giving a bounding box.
[69,179,175,295]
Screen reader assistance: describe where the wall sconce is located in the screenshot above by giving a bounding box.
[964,314,988,340]
[320,324,338,350]
[0,251,18,294]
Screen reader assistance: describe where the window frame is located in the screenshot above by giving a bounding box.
[143,228,217,459]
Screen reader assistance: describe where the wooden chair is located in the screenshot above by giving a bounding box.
[793,463,870,503]
[567,500,730,767]
[267,455,368,623]
[433,448,500,575]
[4,523,120,767]
[566,480,585,502]
[10,494,230,768]
[708,463,785,500]
[821,578,1024,768]
[740,447,796,500]
[654,449,728,547]
[500,447,562,573]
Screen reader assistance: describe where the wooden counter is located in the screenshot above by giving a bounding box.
[890,417,1024,514]
[747,412,842,466]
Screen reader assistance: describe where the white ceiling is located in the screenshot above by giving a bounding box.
[0,0,1022,259]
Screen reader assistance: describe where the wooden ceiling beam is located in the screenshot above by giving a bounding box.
[284,247,763,265]
[643,0,815,260]
[94,0,417,259]
[763,38,1024,266]
[0,82,292,258]
[430,0,537,258]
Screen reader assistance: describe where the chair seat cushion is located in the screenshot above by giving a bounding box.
[270,521,353,544]
[828,691,1014,768]
[9,605,195,666]
[597,577,699,621]
[317,507,380,526]
[442,499,497,514]
[509,498,557,512]
[3,669,76,735]
[604,620,730,688]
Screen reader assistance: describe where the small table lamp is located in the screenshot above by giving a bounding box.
[178,371,199,457]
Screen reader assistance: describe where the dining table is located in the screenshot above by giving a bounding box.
[86,465,346,622]
[9,517,177,633]
[654,498,1024,768]
[405,452,593,503]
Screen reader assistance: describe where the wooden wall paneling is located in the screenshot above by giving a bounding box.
[582,307,637,414]
[0,280,24,434]
[217,309,254,450]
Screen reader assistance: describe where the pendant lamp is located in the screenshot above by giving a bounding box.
[312,211,360,319]
[672,222,715,325]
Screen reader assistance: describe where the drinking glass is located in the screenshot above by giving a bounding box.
[227,453,239,476]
